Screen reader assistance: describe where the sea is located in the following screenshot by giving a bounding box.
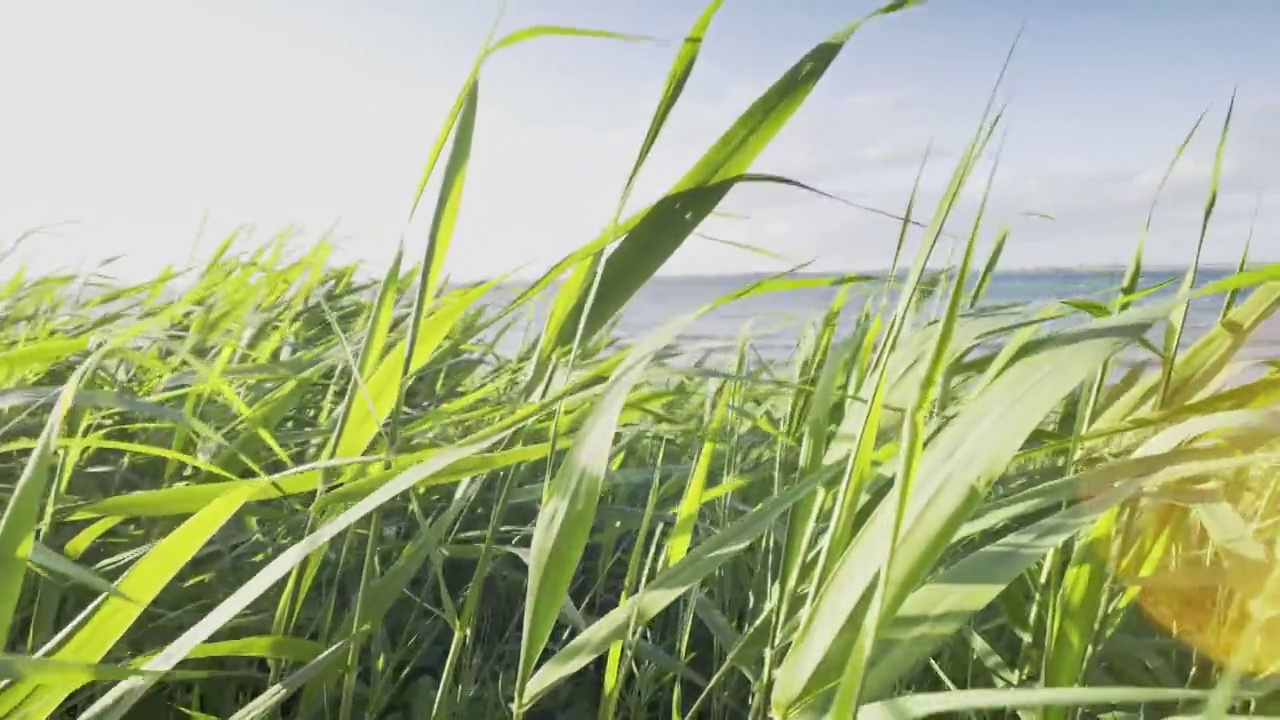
[70,264,1280,374]
[482,267,1280,372]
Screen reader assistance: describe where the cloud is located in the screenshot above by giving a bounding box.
[974,102,1279,267]
[1,1,1277,285]
[687,97,1280,274]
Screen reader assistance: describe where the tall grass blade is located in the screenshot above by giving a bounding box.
[517,312,699,709]
[74,434,512,719]
[544,0,925,356]
[0,350,105,650]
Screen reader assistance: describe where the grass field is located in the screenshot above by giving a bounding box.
[5,1,1280,718]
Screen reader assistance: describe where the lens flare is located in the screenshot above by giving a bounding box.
[1109,475,1280,675]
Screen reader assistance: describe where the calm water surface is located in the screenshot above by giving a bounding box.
[480,267,1280,370]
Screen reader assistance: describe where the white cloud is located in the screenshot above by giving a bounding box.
[1,1,1277,285]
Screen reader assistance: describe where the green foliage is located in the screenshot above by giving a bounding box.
[2,2,1278,719]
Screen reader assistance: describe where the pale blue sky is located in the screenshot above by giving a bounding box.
[1,0,1277,281]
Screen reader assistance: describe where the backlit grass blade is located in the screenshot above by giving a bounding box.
[516,311,699,710]
[499,173,856,347]
[63,456,385,519]
[1128,108,1208,312]
[27,542,132,603]
[360,99,483,665]
[226,638,356,720]
[311,480,479,717]
[0,655,221,684]
[0,338,91,386]
[0,485,256,717]
[665,379,730,567]
[777,127,995,683]
[0,437,238,481]
[967,227,1008,310]
[629,0,723,191]
[75,433,512,720]
[1219,212,1255,321]
[314,442,554,510]
[519,473,824,710]
[486,25,654,54]
[128,636,327,666]
[546,0,925,355]
[771,283,866,635]
[0,348,106,650]
[598,443,667,720]
[403,19,655,399]
[0,387,227,445]
[1098,281,1280,424]
[827,129,1003,718]
[535,0,724,380]
[407,21,653,221]
[813,106,999,583]
[333,280,494,460]
[292,255,408,697]
[858,455,1204,701]
[853,686,1223,720]
[1158,91,1234,409]
[771,303,1169,715]
[405,80,477,331]
[324,244,404,460]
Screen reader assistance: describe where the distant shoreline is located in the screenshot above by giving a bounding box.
[472,264,1253,289]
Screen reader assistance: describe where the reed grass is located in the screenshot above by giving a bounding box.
[4,1,1280,718]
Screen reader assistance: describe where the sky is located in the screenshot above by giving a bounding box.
[1,0,1279,282]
